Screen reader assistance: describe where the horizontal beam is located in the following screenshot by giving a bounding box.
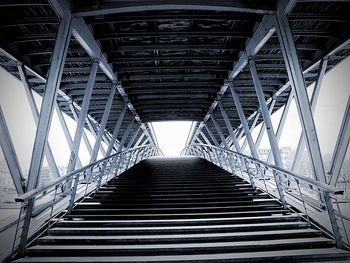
[110,56,235,63]
[119,73,225,81]
[96,31,251,39]
[73,1,276,17]
[116,65,231,73]
[124,81,221,88]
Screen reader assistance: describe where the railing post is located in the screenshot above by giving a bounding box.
[67,173,81,214]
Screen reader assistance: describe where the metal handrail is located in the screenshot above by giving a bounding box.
[16,145,162,203]
[182,143,336,193]
[11,145,163,258]
[181,143,349,248]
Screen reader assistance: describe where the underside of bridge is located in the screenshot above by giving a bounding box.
[1,0,350,262]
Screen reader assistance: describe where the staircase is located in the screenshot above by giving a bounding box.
[14,157,350,262]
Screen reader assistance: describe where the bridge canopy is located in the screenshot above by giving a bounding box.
[0,1,350,146]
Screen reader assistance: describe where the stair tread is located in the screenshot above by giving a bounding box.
[40,229,321,240]
[28,237,333,250]
[15,248,350,262]
[50,221,308,231]
[56,213,301,224]
[16,158,348,263]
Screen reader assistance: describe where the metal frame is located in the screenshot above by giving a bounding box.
[328,97,350,186]
[89,84,116,163]
[17,63,60,179]
[66,61,98,173]
[0,106,25,194]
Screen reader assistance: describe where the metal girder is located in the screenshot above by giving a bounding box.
[66,61,98,173]
[119,73,225,81]
[73,1,276,17]
[106,104,127,156]
[89,84,117,164]
[125,81,221,88]
[126,88,219,95]
[291,58,328,172]
[218,101,241,152]
[210,115,229,149]
[328,97,350,186]
[18,13,72,257]
[194,14,276,139]
[134,132,146,147]
[68,102,93,156]
[116,65,232,73]
[185,121,197,147]
[204,124,219,147]
[17,63,60,179]
[274,13,327,184]
[229,83,259,159]
[112,44,241,52]
[241,111,260,152]
[127,125,141,149]
[199,131,212,146]
[54,103,82,168]
[96,31,251,39]
[111,56,234,63]
[248,57,287,206]
[26,15,72,193]
[267,91,294,163]
[118,119,135,152]
[0,107,25,194]
[254,98,276,150]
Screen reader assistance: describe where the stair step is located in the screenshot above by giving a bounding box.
[26,237,334,256]
[64,209,291,220]
[70,204,283,215]
[38,229,322,245]
[15,248,350,262]
[92,190,264,198]
[16,157,349,262]
[75,199,280,209]
[48,222,310,235]
[55,214,301,227]
[86,194,271,203]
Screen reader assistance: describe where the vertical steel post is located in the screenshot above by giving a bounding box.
[67,61,98,173]
[86,117,106,156]
[68,103,93,156]
[89,85,116,163]
[17,63,60,179]
[248,57,287,206]
[241,112,260,152]
[0,107,25,194]
[20,16,72,256]
[254,97,276,150]
[291,58,329,173]
[204,123,219,147]
[274,13,342,245]
[134,132,145,148]
[105,104,127,157]
[210,115,229,149]
[229,83,259,159]
[127,125,141,149]
[274,13,327,184]
[267,92,293,163]
[55,103,82,168]
[117,119,135,152]
[199,131,211,145]
[218,101,242,152]
[329,97,350,186]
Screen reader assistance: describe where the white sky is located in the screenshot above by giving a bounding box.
[151,121,192,156]
[0,56,349,174]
